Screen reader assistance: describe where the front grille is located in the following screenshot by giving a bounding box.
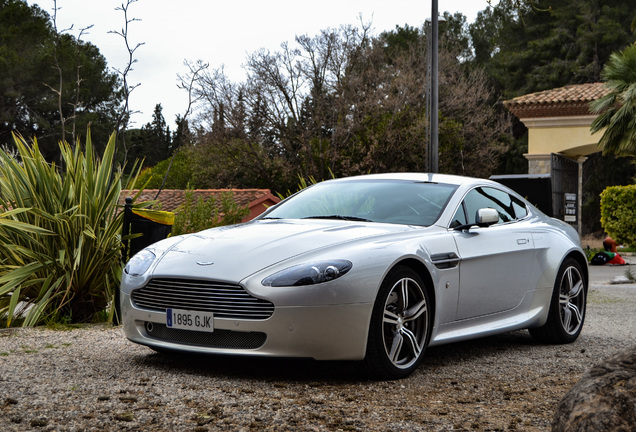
[131,278,274,320]
[146,323,266,349]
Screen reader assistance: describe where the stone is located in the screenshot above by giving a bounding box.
[552,345,636,432]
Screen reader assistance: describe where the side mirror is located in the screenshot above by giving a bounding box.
[476,208,499,227]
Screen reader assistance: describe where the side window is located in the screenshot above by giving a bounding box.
[450,202,467,228]
[512,196,528,219]
[459,187,525,226]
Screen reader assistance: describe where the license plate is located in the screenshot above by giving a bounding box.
[166,308,214,332]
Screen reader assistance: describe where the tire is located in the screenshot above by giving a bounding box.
[529,257,587,344]
[364,266,431,379]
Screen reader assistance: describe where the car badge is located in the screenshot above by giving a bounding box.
[196,261,214,266]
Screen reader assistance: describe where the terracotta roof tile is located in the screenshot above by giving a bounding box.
[504,83,610,118]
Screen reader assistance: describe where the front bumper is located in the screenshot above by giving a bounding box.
[121,291,374,361]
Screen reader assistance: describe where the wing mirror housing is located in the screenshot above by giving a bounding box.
[453,207,499,231]
[476,208,499,227]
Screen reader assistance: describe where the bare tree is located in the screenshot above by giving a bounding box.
[110,0,144,166]
[68,25,93,147]
[178,60,208,124]
[46,0,92,152]
[181,22,509,191]
[152,60,209,198]
[438,50,510,176]
[47,0,71,152]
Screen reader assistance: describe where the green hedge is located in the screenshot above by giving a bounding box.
[600,185,636,246]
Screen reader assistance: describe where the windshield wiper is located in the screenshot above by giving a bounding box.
[303,215,372,222]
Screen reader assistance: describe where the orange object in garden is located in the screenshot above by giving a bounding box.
[603,237,618,252]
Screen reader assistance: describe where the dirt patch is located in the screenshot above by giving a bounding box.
[581,233,604,249]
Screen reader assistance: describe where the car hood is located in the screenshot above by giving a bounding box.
[149,219,415,282]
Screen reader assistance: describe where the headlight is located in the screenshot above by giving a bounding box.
[262,260,352,287]
[124,249,156,276]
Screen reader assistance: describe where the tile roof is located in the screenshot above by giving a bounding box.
[504,83,610,118]
[119,189,280,221]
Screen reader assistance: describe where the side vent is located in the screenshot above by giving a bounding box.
[431,252,460,269]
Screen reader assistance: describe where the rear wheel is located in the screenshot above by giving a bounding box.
[530,257,587,343]
[364,266,431,379]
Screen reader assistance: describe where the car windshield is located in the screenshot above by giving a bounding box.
[262,180,457,227]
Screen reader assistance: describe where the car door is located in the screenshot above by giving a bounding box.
[450,187,535,320]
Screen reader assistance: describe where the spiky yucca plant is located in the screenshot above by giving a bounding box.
[0,132,140,326]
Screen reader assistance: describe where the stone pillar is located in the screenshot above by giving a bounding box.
[524,153,552,175]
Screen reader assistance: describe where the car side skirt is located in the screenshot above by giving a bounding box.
[429,287,552,346]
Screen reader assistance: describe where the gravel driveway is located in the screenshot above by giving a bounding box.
[1,263,635,431]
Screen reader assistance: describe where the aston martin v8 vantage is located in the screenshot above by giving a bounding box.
[121,173,588,379]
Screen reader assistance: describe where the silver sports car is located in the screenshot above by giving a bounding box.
[121,173,588,379]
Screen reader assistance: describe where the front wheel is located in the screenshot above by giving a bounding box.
[529,257,587,343]
[364,266,431,379]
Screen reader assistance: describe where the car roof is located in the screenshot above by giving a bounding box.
[326,173,500,188]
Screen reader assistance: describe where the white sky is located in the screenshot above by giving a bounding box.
[29,0,496,127]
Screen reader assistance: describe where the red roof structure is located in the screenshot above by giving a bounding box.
[504,82,610,119]
[119,189,280,222]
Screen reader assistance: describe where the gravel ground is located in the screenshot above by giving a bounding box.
[1,264,635,432]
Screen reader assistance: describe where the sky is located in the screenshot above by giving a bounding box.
[29,0,496,128]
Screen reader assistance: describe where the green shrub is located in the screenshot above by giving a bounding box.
[136,151,194,189]
[600,185,636,246]
[134,167,154,189]
[171,190,249,236]
[0,132,141,326]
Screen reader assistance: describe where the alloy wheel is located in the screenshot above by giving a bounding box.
[559,265,585,335]
[382,277,429,370]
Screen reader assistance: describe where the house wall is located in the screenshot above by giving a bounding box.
[243,198,279,222]
[517,115,601,235]
[524,115,601,154]
[521,115,604,174]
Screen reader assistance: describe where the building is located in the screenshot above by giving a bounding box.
[504,82,609,174]
[503,83,610,234]
[119,189,280,223]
